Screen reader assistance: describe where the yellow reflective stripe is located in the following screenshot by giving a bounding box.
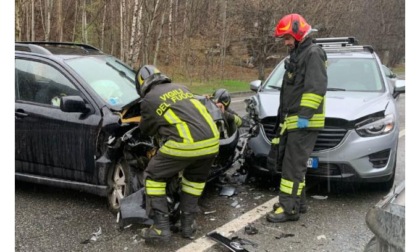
[181,176,206,196]
[160,137,219,157]
[164,109,193,143]
[145,179,166,196]
[275,207,285,214]
[301,93,323,109]
[164,137,219,150]
[285,113,325,129]
[271,137,280,144]
[280,178,294,195]
[190,99,220,138]
[297,181,305,196]
[280,179,305,196]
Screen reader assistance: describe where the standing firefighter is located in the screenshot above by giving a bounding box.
[267,14,328,223]
[136,65,219,242]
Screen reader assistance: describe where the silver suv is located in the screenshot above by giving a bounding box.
[242,37,405,190]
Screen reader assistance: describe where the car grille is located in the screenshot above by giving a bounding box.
[260,117,348,152]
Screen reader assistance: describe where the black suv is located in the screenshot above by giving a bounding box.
[15,42,150,213]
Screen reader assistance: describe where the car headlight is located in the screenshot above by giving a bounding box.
[355,113,395,137]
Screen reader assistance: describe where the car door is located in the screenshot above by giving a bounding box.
[15,56,102,183]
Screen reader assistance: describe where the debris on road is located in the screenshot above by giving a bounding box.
[317,234,327,240]
[311,195,328,200]
[244,223,258,235]
[275,232,295,239]
[220,186,236,197]
[81,227,102,244]
[204,210,217,215]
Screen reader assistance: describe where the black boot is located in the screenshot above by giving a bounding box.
[181,212,197,239]
[140,211,171,243]
[266,206,299,223]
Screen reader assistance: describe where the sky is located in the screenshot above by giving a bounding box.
[3,0,416,251]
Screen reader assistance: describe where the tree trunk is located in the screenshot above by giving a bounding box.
[127,0,140,66]
[120,0,126,60]
[153,12,166,66]
[82,0,87,43]
[15,0,22,41]
[101,2,107,50]
[56,0,63,42]
[165,0,173,65]
[31,0,35,40]
[45,0,52,41]
[72,0,78,42]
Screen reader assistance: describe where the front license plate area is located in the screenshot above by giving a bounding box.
[307,157,318,169]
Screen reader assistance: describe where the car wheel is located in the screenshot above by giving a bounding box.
[107,158,140,214]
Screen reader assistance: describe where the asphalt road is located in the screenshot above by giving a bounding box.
[14,93,405,252]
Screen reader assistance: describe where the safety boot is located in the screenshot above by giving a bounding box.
[181,212,197,239]
[273,202,307,214]
[266,206,299,223]
[140,211,171,243]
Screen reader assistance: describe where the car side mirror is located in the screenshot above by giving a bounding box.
[60,95,90,113]
[393,80,405,98]
[250,80,262,92]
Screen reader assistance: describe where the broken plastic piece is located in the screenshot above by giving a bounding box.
[244,224,258,235]
[118,188,153,228]
[311,195,328,200]
[204,210,217,215]
[275,232,295,239]
[206,231,250,252]
[220,186,236,197]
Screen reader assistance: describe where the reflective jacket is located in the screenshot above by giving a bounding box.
[279,38,328,132]
[139,82,220,159]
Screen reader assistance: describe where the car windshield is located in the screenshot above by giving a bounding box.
[262,57,384,92]
[65,56,139,107]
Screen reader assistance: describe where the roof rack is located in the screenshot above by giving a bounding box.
[313,37,374,53]
[313,37,359,46]
[15,42,102,55]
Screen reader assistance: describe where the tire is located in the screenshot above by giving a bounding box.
[107,158,141,214]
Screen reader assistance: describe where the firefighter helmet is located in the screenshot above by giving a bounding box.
[213,88,231,109]
[135,65,170,97]
[274,13,311,42]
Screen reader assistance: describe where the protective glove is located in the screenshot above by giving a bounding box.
[297,117,309,128]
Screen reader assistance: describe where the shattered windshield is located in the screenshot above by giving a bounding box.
[65,56,139,107]
[262,57,384,92]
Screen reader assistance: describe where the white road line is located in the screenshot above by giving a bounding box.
[176,196,278,252]
[399,129,405,138]
[231,98,246,104]
[177,128,406,251]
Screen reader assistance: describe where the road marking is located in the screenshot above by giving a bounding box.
[231,98,246,104]
[399,129,405,138]
[176,196,278,252]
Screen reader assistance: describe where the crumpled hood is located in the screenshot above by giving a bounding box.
[256,91,390,120]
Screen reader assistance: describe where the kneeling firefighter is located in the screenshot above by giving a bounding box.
[136,65,219,242]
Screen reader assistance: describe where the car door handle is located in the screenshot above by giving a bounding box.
[15,109,28,118]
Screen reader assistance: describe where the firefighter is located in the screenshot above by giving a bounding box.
[267,14,328,223]
[212,88,243,136]
[136,65,219,242]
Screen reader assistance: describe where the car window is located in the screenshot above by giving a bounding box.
[15,59,81,106]
[65,56,139,106]
[262,60,286,90]
[262,57,384,92]
[328,58,383,91]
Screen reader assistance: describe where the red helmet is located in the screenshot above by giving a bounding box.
[274,13,311,42]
